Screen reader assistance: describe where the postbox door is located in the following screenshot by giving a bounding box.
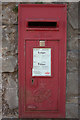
[25,40,59,111]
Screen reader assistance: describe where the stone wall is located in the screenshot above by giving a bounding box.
[2,2,79,119]
[2,3,18,118]
[66,2,78,118]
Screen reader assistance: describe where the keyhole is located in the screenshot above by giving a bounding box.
[32,79,34,84]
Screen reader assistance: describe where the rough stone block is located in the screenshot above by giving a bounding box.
[78,35,80,51]
[2,25,18,56]
[66,71,78,97]
[67,51,78,72]
[0,113,2,120]
[68,3,78,29]
[2,3,18,25]
[67,21,76,39]
[79,104,80,118]
[2,88,18,118]
[4,88,18,109]
[2,73,18,89]
[0,89,2,111]
[67,37,78,50]
[0,3,2,26]
[66,103,78,118]
[2,56,18,72]
[0,73,2,89]
[78,95,80,104]
[0,89,2,120]
[66,96,78,104]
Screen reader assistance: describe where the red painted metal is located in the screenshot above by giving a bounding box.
[18,4,67,118]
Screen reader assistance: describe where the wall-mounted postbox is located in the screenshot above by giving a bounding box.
[18,4,67,118]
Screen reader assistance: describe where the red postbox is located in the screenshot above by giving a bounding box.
[18,4,67,118]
